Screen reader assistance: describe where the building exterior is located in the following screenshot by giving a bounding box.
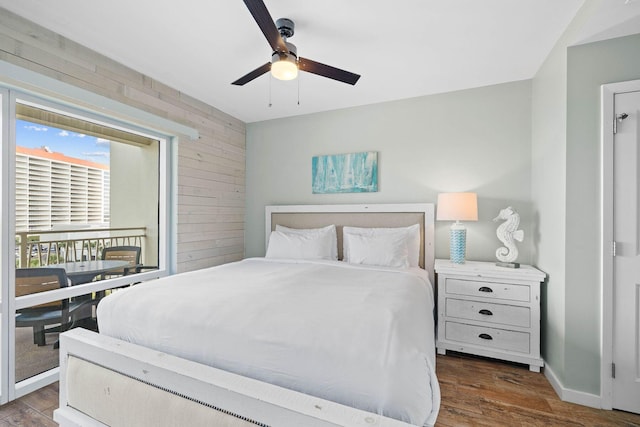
[15,146,110,231]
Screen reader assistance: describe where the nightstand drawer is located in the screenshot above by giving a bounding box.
[445,298,530,327]
[445,321,530,353]
[445,278,530,302]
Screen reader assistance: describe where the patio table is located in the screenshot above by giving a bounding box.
[46,260,129,285]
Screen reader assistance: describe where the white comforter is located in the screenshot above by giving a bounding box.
[97,258,439,426]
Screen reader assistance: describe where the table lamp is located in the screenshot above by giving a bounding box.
[437,192,478,264]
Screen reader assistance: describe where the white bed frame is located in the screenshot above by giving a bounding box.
[54,203,438,427]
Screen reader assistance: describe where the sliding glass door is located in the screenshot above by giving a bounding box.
[0,88,171,402]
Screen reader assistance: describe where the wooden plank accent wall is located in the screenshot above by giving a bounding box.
[0,8,246,273]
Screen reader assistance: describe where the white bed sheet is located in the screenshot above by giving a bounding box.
[97,258,439,426]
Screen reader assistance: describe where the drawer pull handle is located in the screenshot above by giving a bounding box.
[479,309,493,316]
[479,333,493,340]
[478,286,493,293]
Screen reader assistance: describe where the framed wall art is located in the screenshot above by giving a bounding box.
[312,151,378,194]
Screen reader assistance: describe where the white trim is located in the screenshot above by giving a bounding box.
[601,83,615,410]
[544,363,603,409]
[600,78,640,411]
[169,135,179,275]
[0,86,9,404]
[7,90,17,399]
[14,367,59,399]
[13,271,165,310]
[543,362,563,400]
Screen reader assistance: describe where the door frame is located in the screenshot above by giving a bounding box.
[601,78,640,410]
[0,87,178,404]
[0,87,9,405]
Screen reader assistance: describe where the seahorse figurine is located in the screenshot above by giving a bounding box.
[493,206,524,265]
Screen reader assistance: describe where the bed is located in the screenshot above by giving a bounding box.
[54,203,440,427]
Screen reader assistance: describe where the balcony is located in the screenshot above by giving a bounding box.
[11,102,162,390]
[16,226,150,268]
[15,225,154,382]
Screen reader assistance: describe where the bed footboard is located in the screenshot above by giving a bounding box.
[54,328,428,427]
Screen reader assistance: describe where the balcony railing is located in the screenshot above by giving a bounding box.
[16,226,147,268]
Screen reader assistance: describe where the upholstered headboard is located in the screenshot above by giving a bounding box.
[265,204,435,285]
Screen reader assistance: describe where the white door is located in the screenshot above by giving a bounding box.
[613,89,640,413]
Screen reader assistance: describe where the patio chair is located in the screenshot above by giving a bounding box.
[96,246,154,301]
[15,268,87,346]
[100,246,142,279]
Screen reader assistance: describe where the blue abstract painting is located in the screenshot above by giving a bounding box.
[312,151,378,194]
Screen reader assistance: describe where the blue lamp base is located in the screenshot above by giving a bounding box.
[449,223,467,264]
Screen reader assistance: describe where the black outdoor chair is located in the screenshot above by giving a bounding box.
[15,268,88,346]
[100,245,142,279]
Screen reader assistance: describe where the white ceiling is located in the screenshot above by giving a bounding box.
[1,0,639,123]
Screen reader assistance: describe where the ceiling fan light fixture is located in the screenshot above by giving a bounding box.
[271,52,298,81]
[231,5,360,87]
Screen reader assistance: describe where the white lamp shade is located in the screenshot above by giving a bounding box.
[436,192,478,221]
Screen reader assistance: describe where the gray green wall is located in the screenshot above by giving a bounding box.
[531,0,640,398]
[530,0,598,398]
[564,33,640,394]
[246,80,534,265]
[531,27,568,395]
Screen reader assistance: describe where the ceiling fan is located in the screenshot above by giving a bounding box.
[232,0,361,86]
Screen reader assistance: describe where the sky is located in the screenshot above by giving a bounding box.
[15,119,110,165]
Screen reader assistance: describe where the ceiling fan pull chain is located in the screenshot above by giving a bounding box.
[268,73,273,108]
[297,72,300,106]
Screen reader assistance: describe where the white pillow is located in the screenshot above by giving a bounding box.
[265,230,334,260]
[346,232,410,268]
[342,224,420,267]
[275,224,338,260]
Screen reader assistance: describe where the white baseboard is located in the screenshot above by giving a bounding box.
[544,362,603,409]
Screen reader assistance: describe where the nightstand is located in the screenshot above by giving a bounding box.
[435,259,546,372]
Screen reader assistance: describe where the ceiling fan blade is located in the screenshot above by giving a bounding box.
[231,62,271,86]
[298,57,360,85]
[242,0,288,54]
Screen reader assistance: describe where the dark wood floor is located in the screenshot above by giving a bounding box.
[437,352,640,426]
[1,353,639,426]
[0,381,57,427]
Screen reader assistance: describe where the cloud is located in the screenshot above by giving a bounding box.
[24,125,48,132]
[58,130,89,138]
[96,138,110,145]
